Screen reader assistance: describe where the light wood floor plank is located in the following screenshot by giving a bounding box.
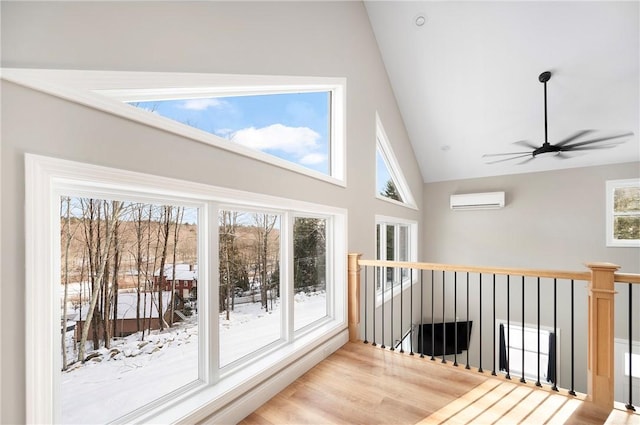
[239,342,639,425]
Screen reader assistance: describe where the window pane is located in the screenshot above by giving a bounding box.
[60,198,199,424]
[376,148,403,202]
[294,217,327,330]
[386,225,395,285]
[218,210,281,367]
[614,186,640,213]
[398,225,409,262]
[614,215,640,240]
[130,92,330,175]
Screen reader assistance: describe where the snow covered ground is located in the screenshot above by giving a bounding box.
[61,291,326,424]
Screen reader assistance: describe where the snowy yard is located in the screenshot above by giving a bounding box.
[61,291,326,424]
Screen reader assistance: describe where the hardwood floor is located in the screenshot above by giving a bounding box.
[239,342,640,425]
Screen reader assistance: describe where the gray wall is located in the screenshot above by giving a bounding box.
[422,162,640,394]
[423,162,639,272]
[0,2,423,422]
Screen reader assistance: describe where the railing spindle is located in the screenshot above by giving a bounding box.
[390,269,394,351]
[626,283,636,411]
[466,272,470,370]
[381,266,385,349]
[536,277,541,387]
[520,276,526,384]
[431,270,435,361]
[410,268,414,355]
[569,279,576,396]
[506,275,511,380]
[454,271,458,367]
[399,268,403,353]
[420,270,424,358]
[492,274,497,376]
[372,266,377,347]
[442,271,447,364]
[479,273,484,373]
[552,278,558,391]
[364,265,368,344]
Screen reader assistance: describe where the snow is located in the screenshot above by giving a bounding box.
[74,291,172,321]
[60,291,327,424]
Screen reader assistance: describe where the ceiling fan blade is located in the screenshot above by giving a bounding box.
[482,151,532,157]
[517,156,536,165]
[563,143,623,152]
[555,129,596,147]
[562,132,633,149]
[513,140,539,150]
[485,153,532,164]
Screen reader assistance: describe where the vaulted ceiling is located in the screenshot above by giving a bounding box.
[365,1,639,183]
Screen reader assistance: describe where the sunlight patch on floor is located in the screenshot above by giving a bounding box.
[416,379,582,425]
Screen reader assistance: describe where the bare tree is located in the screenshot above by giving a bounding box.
[252,213,278,312]
[155,206,172,331]
[78,200,122,363]
[169,207,184,326]
[219,211,238,319]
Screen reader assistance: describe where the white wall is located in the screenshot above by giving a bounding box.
[0,2,423,423]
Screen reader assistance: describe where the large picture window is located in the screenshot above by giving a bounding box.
[59,199,200,424]
[25,154,347,424]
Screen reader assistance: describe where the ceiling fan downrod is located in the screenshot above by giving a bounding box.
[539,71,551,147]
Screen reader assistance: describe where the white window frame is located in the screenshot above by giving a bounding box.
[606,178,640,247]
[375,215,418,300]
[375,113,417,209]
[25,154,347,424]
[496,321,559,384]
[3,68,347,186]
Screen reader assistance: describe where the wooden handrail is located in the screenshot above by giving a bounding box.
[357,259,590,281]
[614,272,640,284]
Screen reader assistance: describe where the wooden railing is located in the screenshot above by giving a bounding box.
[347,253,640,410]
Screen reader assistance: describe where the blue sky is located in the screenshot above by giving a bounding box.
[132,92,330,174]
[376,149,393,195]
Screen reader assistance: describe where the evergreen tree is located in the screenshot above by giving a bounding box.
[293,218,326,291]
[381,179,402,202]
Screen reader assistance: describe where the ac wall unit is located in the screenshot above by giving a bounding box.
[450,191,505,210]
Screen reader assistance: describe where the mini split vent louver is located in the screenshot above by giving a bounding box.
[450,191,505,210]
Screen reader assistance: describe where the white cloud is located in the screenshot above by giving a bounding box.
[231,123,321,155]
[299,153,327,165]
[214,128,234,138]
[179,98,227,111]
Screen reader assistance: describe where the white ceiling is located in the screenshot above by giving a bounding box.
[365,1,640,183]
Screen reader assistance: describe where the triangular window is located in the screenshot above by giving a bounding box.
[375,114,416,207]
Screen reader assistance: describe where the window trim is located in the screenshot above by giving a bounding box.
[606,178,640,247]
[25,154,347,424]
[3,68,347,186]
[375,113,417,209]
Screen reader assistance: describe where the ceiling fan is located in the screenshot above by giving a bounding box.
[483,71,633,165]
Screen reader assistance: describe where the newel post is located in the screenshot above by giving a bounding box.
[347,253,362,342]
[586,262,619,409]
